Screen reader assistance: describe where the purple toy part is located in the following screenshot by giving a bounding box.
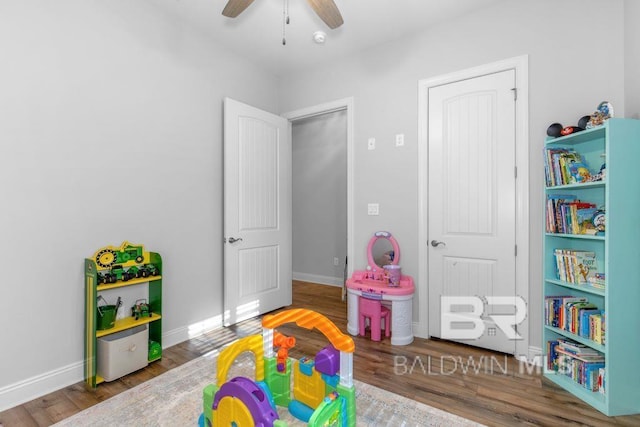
[315,345,339,376]
[212,376,279,427]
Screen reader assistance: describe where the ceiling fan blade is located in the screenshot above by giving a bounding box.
[306,0,344,29]
[222,0,256,18]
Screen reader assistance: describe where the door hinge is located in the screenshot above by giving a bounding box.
[514,166,517,178]
[515,245,518,256]
[511,87,517,101]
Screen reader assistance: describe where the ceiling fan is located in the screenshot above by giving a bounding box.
[222,0,344,29]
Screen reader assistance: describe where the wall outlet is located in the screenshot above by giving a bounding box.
[395,133,405,147]
[367,203,379,215]
[368,137,376,150]
[334,257,340,266]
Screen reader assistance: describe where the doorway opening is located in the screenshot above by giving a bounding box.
[283,98,354,299]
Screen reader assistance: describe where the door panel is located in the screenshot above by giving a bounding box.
[428,70,517,354]
[224,98,292,326]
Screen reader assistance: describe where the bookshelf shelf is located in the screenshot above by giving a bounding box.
[545,181,606,191]
[545,125,606,145]
[545,279,605,297]
[542,118,640,416]
[543,325,606,353]
[544,233,605,241]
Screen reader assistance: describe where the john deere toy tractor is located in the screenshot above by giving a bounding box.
[94,241,145,269]
[131,299,151,320]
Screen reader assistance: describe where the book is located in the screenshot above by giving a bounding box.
[544,148,570,186]
[598,368,606,394]
[574,251,598,284]
[547,195,577,233]
[566,301,595,333]
[560,297,588,330]
[575,207,598,235]
[579,308,601,338]
[555,347,604,363]
[591,314,604,344]
[557,338,600,355]
[567,158,592,183]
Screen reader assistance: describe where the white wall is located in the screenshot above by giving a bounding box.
[0,0,278,409]
[277,0,626,352]
[292,111,348,285]
[625,0,640,118]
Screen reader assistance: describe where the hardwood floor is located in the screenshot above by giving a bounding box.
[2,281,639,426]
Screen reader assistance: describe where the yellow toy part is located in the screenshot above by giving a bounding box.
[293,359,325,409]
[214,396,255,427]
[216,335,265,385]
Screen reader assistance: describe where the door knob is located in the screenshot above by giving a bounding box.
[228,237,243,244]
[430,240,446,247]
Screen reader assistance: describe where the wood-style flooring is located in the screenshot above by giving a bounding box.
[2,281,639,426]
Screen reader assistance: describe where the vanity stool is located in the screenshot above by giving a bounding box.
[358,297,391,342]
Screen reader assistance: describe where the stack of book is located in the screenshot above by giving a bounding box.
[547,338,605,392]
[587,273,606,290]
[546,194,599,235]
[553,249,599,286]
[544,296,605,343]
[544,148,594,186]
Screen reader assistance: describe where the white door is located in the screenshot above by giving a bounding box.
[427,70,518,354]
[223,98,292,327]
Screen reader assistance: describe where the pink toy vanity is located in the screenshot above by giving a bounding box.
[346,231,415,345]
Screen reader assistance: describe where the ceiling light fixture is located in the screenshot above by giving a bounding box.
[313,31,327,44]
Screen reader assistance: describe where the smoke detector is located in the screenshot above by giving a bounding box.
[313,31,327,44]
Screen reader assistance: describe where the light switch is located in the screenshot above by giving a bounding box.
[395,133,405,147]
[368,137,376,150]
[367,203,379,215]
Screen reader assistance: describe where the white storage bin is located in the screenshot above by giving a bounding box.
[98,325,148,381]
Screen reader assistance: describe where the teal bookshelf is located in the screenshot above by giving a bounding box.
[543,118,640,416]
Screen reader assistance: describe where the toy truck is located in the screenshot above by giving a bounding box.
[136,264,160,278]
[131,299,151,320]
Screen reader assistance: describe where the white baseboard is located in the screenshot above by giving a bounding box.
[161,325,192,349]
[412,321,428,339]
[0,360,83,412]
[515,345,543,365]
[0,320,224,412]
[162,315,224,349]
[293,272,344,287]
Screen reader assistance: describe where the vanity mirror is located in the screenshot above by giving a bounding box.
[366,231,400,279]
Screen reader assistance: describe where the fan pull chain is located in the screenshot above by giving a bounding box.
[282,0,290,45]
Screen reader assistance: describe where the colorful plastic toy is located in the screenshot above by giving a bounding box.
[200,308,356,427]
[131,299,151,320]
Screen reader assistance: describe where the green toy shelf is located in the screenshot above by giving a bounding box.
[84,242,163,388]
